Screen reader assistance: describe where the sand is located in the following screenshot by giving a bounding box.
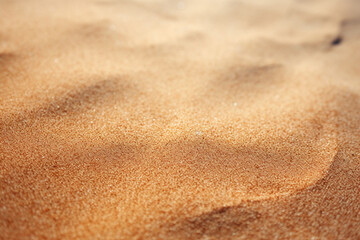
[0,0,359,239]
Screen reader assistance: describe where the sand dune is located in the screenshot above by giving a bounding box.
[0,0,359,239]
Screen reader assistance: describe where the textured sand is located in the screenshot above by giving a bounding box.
[0,0,360,239]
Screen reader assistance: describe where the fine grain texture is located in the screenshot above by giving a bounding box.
[0,0,359,239]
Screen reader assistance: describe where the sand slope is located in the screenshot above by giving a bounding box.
[0,0,359,239]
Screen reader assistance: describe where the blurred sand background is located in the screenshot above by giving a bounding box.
[0,0,360,239]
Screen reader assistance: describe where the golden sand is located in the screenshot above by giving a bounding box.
[0,0,359,239]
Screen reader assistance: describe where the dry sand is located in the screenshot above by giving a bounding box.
[0,0,360,239]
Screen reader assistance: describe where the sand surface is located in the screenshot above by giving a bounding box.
[0,0,360,239]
